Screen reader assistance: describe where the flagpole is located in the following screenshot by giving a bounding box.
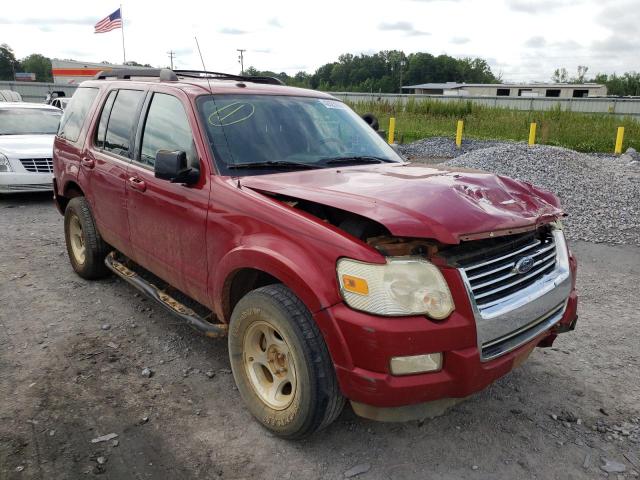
[120,4,126,64]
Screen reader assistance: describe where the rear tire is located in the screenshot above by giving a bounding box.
[228,284,345,439]
[64,197,110,279]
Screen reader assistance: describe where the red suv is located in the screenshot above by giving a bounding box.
[53,68,578,438]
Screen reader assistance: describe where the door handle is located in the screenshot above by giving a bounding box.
[128,176,147,192]
[81,157,95,169]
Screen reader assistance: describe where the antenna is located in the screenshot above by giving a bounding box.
[194,37,240,188]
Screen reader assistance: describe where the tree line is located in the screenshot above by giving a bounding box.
[0,43,151,83]
[2,42,640,97]
[245,50,498,92]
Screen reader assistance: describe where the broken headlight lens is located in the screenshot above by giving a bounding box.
[337,257,454,319]
[0,153,12,172]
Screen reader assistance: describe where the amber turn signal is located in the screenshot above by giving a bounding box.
[341,274,369,295]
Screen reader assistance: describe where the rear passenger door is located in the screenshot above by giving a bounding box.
[126,90,211,304]
[86,89,145,255]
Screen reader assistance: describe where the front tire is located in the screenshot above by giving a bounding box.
[64,197,110,279]
[228,284,344,439]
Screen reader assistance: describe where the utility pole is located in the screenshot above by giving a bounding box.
[167,50,176,70]
[237,49,246,75]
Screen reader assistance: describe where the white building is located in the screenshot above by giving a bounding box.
[401,82,607,98]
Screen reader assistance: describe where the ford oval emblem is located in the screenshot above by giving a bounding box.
[514,256,535,274]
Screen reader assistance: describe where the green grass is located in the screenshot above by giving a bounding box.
[348,99,640,153]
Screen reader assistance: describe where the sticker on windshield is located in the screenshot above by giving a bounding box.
[208,102,255,127]
[318,99,347,110]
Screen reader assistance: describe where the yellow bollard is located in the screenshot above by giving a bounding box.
[528,122,537,146]
[615,126,625,154]
[455,120,464,148]
[388,117,396,144]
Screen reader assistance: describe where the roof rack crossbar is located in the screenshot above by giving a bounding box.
[173,69,285,86]
[93,68,284,86]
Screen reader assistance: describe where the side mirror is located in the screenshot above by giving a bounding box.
[361,113,379,131]
[154,150,200,184]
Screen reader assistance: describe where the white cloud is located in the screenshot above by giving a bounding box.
[524,36,546,48]
[378,21,429,36]
[450,36,470,45]
[0,0,637,81]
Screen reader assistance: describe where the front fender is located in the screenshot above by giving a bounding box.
[212,239,339,320]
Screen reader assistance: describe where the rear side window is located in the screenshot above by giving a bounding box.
[104,90,144,157]
[57,87,98,142]
[140,93,196,167]
[95,90,117,149]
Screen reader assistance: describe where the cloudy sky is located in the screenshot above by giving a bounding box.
[1,0,639,82]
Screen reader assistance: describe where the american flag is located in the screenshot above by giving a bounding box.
[94,8,122,33]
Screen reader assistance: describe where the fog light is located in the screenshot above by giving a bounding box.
[390,353,442,375]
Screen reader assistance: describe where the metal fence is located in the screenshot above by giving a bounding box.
[0,81,78,103]
[329,92,640,117]
[2,80,640,117]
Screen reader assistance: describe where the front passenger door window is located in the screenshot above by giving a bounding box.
[140,93,196,167]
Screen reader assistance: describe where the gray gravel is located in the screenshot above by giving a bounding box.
[2,193,640,479]
[398,136,511,159]
[402,138,640,246]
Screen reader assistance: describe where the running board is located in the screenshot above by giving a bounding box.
[105,251,228,338]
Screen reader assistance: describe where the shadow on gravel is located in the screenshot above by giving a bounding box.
[1,191,54,207]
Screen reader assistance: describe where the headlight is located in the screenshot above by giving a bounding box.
[551,222,570,270]
[337,257,454,318]
[0,153,11,172]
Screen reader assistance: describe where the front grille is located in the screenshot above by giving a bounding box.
[20,158,53,173]
[460,230,557,311]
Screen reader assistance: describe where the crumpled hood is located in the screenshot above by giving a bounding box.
[241,163,564,244]
[0,135,55,158]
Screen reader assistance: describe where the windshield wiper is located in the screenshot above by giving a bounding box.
[320,156,394,165]
[227,161,318,170]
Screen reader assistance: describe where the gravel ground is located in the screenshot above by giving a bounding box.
[1,194,640,479]
[400,137,640,246]
[398,137,511,160]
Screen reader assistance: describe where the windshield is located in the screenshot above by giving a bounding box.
[0,108,62,135]
[196,95,402,175]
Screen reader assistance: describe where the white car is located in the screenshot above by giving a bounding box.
[0,103,62,193]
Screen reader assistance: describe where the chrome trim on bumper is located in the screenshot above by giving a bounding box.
[460,229,572,362]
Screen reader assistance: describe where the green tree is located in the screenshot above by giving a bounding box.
[593,72,640,96]
[244,50,497,93]
[20,53,52,82]
[552,68,568,83]
[0,44,19,81]
[125,60,153,67]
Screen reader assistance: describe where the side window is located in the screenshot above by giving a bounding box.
[104,89,144,158]
[94,90,117,149]
[57,87,99,142]
[140,93,196,167]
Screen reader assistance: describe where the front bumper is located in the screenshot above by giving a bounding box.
[0,172,53,193]
[314,257,578,410]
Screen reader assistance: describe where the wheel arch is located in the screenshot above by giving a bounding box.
[214,246,337,323]
[56,180,85,213]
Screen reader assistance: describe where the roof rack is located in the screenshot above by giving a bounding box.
[93,68,284,86]
[173,70,284,86]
